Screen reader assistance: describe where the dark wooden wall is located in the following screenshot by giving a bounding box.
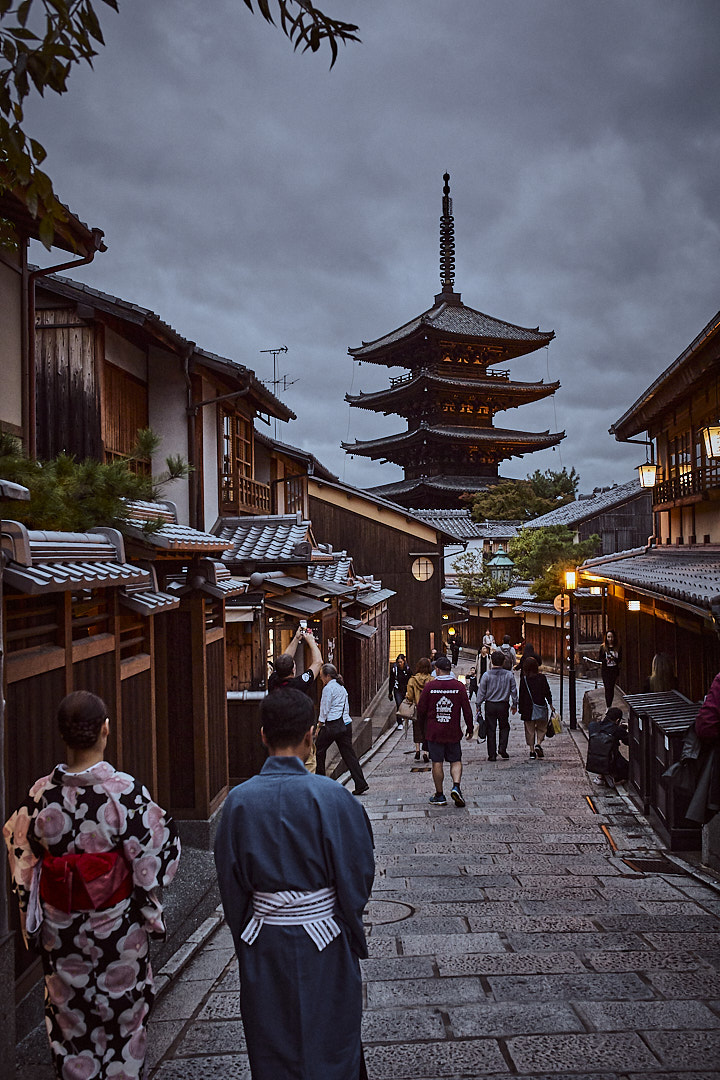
[35,307,103,461]
[309,495,442,665]
[578,492,653,554]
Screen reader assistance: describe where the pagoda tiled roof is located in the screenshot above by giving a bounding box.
[579,546,720,613]
[524,479,644,529]
[349,298,554,362]
[343,424,565,458]
[346,370,560,412]
[368,475,501,500]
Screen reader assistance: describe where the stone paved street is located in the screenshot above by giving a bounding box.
[146,672,720,1080]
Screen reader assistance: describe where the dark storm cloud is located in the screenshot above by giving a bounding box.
[25,0,720,495]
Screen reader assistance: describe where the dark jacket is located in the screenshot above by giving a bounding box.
[586,718,629,776]
[519,672,552,721]
[388,662,410,700]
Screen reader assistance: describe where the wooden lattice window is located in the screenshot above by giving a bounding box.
[221,411,253,509]
[102,363,149,473]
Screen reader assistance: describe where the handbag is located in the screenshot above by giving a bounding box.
[397,698,416,720]
[475,712,487,740]
[523,675,548,724]
[546,709,561,737]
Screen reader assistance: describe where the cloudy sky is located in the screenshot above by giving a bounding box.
[28,0,720,498]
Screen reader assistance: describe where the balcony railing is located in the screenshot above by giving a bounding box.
[222,475,271,514]
[653,461,720,505]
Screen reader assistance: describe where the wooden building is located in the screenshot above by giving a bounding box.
[32,275,293,529]
[579,307,720,704]
[525,478,653,555]
[343,174,564,510]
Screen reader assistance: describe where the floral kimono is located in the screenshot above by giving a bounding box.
[4,761,181,1080]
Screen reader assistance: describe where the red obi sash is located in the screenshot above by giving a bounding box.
[40,851,133,913]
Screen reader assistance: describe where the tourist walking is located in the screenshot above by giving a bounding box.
[315,663,369,795]
[499,634,517,670]
[4,691,180,1080]
[599,629,622,708]
[215,688,375,1080]
[476,649,519,760]
[405,657,434,762]
[268,624,324,772]
[519,655,553,760]
[417,656,473,807]
[389,654,410,727]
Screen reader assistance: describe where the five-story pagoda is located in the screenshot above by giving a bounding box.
[343,174,565,509]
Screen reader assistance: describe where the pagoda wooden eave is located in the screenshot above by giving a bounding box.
[346,369,560,414]
[342,423,565,462]
[348,299,554,367]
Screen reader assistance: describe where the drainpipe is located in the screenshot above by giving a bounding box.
[27,229,105,459]
[183,344,198,528]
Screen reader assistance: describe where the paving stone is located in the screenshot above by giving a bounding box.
[577,998,720,1030]
[365,899,413,924]
[505,1031,660,1073]
[597,877,686,899]
[410,900,524,918]
[448,1000,585,1038]
[627,1073,720,1080]
[644,1028,720,1068]
[196,991,241,1020]
[399,932,505,954]
[370,916,469,936]
[151,978,216,1022]
[364,1037,508,1077]
[638,900,718,916]
[203,925,235,950]
[519,898,645,915]
[151,1054,251,1079]
[436,951,587,977]
[174,1020,246,1055]
[644,969,720,998]
[361,1007,446,1043]
[375,881,497,900]
[642,931,720,951]
[215,967,240,991]
[482,886,600,902]
[467,914,598,933]
[366,975,484,1008]
[413,840,512,854]
[585,950,713,972]
[596,913,720,933]
[146,1019,186,1071]
[505,930,646,952]
[487,971,655,1002]
[366,937,400,957]
[361,955,435,980]
[178,947,236,982]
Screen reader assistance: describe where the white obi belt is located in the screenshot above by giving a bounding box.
[240,887,340,951]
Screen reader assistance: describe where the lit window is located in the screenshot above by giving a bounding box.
[412,557,434,581]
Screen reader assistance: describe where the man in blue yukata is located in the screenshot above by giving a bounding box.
[215,688,375,1080]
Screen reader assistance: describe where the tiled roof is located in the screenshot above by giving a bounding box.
[1,522,149,596]
[0,478,30,501]
[347,371,559,410]
[214,514,312,563]
[412,509,521,540]
[349,299,553,359]
[354,587,395,607]
[0,173,105,256]
[496,583,534,600]
[119,587,180,616]
[516,600,558,614]
[342,617,378,639]
[343,424,564,455]
[525,479,645,529]
[579,547,720,611]
[370,475,501,500]
[123,501,230,554]
[253,430,338,482]
[309,553,354,585]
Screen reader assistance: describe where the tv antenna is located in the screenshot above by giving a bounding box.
[260,346,297,438]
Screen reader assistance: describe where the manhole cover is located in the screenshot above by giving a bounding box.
[364,899,413,925]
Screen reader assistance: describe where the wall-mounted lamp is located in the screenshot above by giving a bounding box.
[627,599,641,612]
[589,586,602,596]
[637,461,658,488]
[564,569,577,591]
[701,421,720,460]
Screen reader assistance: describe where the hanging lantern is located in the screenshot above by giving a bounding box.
[564,568,577,591]
[637,461,658,488]
[701,421,720,460]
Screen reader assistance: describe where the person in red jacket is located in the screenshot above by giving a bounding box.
[417,656,473,807]
[696,671,720,741]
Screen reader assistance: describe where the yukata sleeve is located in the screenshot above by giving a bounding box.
[122,784,181,937]
[3,800,41,914]
[327,797,375,960]
[696,673,720,742]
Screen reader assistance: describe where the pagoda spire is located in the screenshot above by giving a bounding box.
[437,172,461,305]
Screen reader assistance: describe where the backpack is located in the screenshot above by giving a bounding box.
[500,643,513,670]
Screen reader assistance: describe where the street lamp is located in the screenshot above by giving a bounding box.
[564,568,577,730]
[488,548,515,589]
[637,461,658,488]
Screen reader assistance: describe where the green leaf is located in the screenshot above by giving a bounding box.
[28,136,47,163]
[17,0,32,27]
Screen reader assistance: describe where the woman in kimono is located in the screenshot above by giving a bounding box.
[4,691,181,1080]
